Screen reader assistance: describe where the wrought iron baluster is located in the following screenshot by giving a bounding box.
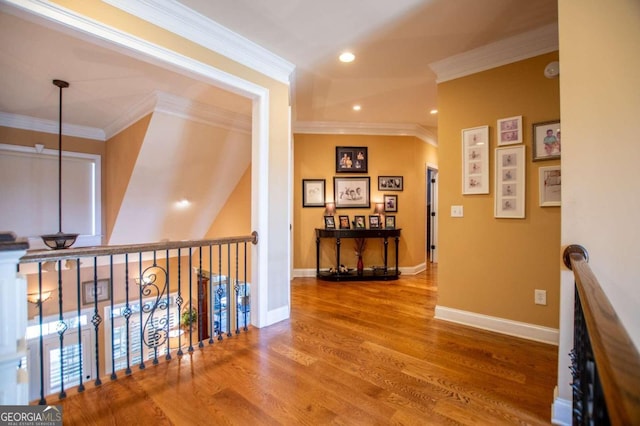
[75,259,85,391]
[140,251,169,365]
[123,254,132,375]
[208,244,214,345]
[165,249,171,361]
[109,255,116,380]
[243,241,248,332]
[198,247,204,348]
[226,244,232,338]
[188,247,194,352]
[92,257,102,386]
[176,248,183,356]
[138,253,145,370]
[234,242,240,334]
[37,263,46,405]
[56,261,68,398]
[217,244,223,340]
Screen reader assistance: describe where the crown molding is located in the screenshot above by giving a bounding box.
[293,121,437,146]
[102,0,295,85]
[0,112,105,140]
[429,23,558,83]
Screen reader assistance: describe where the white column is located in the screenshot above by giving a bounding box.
[0,234,29,405]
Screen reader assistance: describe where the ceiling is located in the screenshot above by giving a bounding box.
[0,0,558,139]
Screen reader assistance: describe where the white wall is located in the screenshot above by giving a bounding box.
[556,0,640,410]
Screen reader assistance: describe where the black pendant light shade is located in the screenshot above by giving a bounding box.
[41,79,78,250]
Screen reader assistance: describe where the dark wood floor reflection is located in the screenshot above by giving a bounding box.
[51,265,558,425]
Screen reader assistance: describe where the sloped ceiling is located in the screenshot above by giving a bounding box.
[109,112,251,245]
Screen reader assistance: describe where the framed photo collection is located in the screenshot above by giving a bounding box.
[497,115,522,146]
[462,125,489,194]
[334,176,370,208]
[495,145,525,218]
[336,146,368,173]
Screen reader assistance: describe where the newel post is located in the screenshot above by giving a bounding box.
[0,232,30,405]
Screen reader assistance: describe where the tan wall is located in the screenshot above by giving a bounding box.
[293,133,437,271]
[437,52,561,328]
[105,115,151,241]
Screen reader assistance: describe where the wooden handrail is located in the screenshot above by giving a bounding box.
[19,231,258,264]
[564,245,640,425]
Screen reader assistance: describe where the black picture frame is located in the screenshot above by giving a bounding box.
[378,176,403,191]
[324,216,336,229]
[369,215,381,229]
[336,146,368,173]
[384,194,398,212]
[82,279,110,305]
[334,176,370,209]
[338,215,350,229]
[354,215,366,229]
[302,179,326,207]
[385,215,396,229]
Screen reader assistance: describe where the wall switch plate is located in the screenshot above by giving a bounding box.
[535,289,547,305]
[451,205,463,217]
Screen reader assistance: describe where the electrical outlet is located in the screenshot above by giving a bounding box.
[451,205,463,217]
[534,289,547,305]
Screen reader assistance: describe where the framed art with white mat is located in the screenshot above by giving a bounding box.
[495,145,525,218]
[462,125,489,194]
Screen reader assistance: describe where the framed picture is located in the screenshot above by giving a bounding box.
[336,146,367,173]
[324,216,336,229]
[539,166,561,207]
[383,194,398,212]
[495,145,526,218]
[533,120,561,161]
[385,215,396,229]
[378,176,403,191]
[369,215,381,229]
[462,125,489,194]
[82,278,110,305]
[302,179,325,207]
[354,215,366,229]
[334,176,370,208]
[497,115,522,146]
[338,215,350,229]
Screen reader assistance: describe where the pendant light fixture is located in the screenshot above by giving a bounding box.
[41,79,78,250]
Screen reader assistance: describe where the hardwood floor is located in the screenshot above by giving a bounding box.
[49,265,558,425]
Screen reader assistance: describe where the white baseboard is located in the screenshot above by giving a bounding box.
[265,305,290,326]
[551,397,571,425]
[292,263,426,279]
[434,305,559,345]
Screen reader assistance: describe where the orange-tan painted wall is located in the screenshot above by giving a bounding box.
[293,133,437,271]
[437,52,561,328]
[104,115,151,241]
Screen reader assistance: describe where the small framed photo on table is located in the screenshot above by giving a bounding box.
[385,215,396,229]
[369,215,381,229]
[82,279,110,305]
[338,215,351,229]
[324,216,336,229]
[354,215,366,229]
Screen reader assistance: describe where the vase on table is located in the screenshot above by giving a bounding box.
[357,255,364,276]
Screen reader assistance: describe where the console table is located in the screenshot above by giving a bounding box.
[315,228,401,281]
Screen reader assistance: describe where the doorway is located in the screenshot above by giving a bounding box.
[426,166,438,263]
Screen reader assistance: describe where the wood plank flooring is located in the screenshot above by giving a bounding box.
[48,265,558,425]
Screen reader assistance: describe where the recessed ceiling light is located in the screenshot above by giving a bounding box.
[176,198,191,208]
[430,109,438,115]
[352,105,361,111]
[339,51,355,63]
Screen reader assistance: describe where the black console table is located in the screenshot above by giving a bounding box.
[315,228,401,281]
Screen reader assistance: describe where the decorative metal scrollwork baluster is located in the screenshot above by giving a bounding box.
[139,263,169,364]
[56,261,68,398]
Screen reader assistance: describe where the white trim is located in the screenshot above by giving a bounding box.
[102,0,294,84]
[292,268,318,278]
[294,121,438,146]
[434,305,559,345]
[429,24,558,83]
[399,263,427,275]
[0,112,105,141]
[266,305,290,326]
[551,397,572,426]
